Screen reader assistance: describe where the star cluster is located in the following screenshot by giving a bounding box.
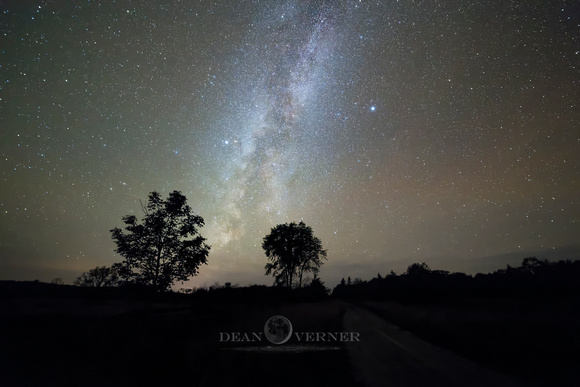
[1,0,578,286]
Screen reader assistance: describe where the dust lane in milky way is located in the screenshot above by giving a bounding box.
[210,3,349,248]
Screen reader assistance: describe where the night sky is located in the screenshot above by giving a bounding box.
[1,0,578,288]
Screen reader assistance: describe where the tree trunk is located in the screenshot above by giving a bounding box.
[154,245,162,292]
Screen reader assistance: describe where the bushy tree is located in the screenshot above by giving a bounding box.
[263,221,327,288]
[309,276,329,295]
[406,262,431,276]
[110,191,210,292]
[74,265,121,287]
[521,257,548,274]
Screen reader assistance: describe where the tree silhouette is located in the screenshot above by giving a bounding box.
[73,265,121,287]
[307,275,329,296]
[521,257,547,274]
[406,262,431,276]
[110,191,210,292]
[262,221,327,288]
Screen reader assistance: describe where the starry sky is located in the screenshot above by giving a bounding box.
[1,0,578,288]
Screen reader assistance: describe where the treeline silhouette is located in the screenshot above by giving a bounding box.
[332,257,580,302]
[185,277,330,305]
[0,278,330,309]
[14,257,580,305]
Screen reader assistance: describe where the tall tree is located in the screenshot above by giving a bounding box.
[110,191,210,292]
[262,221,327,288]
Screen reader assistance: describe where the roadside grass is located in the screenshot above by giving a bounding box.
[358,298,580,386]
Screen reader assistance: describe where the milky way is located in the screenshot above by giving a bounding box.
[1,1,578,287]
[211,2,348,247]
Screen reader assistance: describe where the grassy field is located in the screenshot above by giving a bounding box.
[0,284,358,386]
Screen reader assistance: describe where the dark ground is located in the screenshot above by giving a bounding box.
[0,282,357,386]
[1,281,579,386]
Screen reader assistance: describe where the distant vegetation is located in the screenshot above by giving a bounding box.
[69,256,580,305]
[332,257,580,302]
[73,265,122,287]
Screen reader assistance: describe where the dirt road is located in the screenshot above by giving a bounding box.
[343,303,520,386]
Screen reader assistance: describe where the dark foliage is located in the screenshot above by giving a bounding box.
[332,257,580,302]
[73,264,122,287]
[110,190,210,292]
[263,221,327,288]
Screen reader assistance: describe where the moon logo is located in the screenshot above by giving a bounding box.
[264,315,293,345]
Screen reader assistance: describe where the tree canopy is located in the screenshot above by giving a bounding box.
[74,265,121,287]
[110,191,210,292]
[262,221,327,288]
[405,262,431,277]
